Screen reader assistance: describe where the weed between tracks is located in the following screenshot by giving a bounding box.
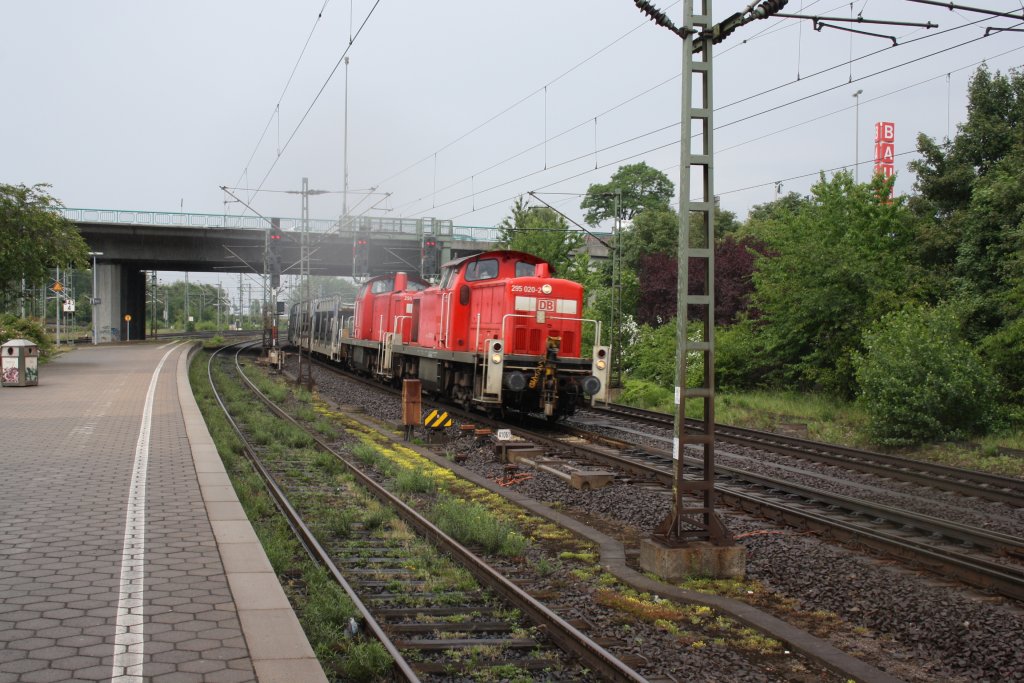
[198,353,834,680]
[193,354,392,681]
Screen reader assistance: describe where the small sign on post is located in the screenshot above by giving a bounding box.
[402,379,422,441]
[423,408,453,444]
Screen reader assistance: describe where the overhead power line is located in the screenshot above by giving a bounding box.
[403,27,1021,223]
[232,0,333,197]
[370,3,681,191]
[247,0,383,202]
[394,5,1006,222]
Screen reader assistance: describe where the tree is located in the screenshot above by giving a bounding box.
[621,206,742,272]
[634,235,766,327]
[580,162,674,226]
[621,207,677,271]
[742,192,806,229]
[0,184,88,305]
[496,197,585,277]
[908,66,1024,338]
[747,171,918,396]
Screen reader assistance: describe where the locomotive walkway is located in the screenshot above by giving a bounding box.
[0,342,326,682]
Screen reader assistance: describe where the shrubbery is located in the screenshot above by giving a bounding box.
[853,304,997,446]
[715,317,772,390]
[0,315,52,355]
[980,317,1024,404]
[618,378,674,412]
[622,319,703,389]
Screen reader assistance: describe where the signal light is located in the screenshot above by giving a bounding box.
[353,235,370,276]
[422,238,440,277]
[268,217,282,287]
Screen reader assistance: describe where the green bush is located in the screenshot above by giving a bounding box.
[619,378,674,412]
[622,318,703,390]
[715,317,773,390]
[0,315,52,355]
[854,304,997,446]
[980,317,1024,403]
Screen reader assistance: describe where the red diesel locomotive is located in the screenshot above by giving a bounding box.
[288,250,610,418]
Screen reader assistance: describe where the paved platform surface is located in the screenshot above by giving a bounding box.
[0,342,326,683]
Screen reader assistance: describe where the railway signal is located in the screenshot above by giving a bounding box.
[268,218,282,289]
[354,234,369,277]
[422,238,440,277]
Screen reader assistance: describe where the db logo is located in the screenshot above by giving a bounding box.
[537,299,555,312]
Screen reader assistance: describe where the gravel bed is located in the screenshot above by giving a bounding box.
[294,358,1024,683]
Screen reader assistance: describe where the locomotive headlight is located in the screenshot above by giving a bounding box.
[541,284,552,294]
[596,359,607,370]
[491,353,502,364]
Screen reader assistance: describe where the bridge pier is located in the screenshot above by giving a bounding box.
[95,263,146,343]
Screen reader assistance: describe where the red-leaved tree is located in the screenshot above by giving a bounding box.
[635,235,767,327]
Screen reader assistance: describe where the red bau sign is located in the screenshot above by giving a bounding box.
[874,122,895,198]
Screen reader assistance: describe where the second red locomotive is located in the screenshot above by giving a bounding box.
[288,250,610,418]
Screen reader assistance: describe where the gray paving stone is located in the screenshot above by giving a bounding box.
[50,655,102,671]
[17,669,73,683]
[0,346,323,682]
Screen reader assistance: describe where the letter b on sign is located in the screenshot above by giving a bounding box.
[875,121,895,143]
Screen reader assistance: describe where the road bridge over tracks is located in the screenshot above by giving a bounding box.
[63,208,611,343]
[66,209,480,343]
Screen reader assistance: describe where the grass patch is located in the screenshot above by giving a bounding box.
[394,467,438,495]
[595,587,784,655]
[312,451,344,476]
[431,496,528,557]
[191,350,396,680]
[352,442,384,468]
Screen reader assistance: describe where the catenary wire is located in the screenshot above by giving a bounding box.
[402,28,1020,222]
[248,0,382,201]
[394,8,1004,220]
[230,0,333,197]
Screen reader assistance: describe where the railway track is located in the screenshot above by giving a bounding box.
[207,344,647,682]
[299,356,1024,602]
[513,417,1024,603]
[582,403,1024,507]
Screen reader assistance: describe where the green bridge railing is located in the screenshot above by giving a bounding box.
[61,207,608,245]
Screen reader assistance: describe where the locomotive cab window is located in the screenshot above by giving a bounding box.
[440,266,457,290]
[465,259,498,282]
[515,261,538,278]
[371,278,394,294]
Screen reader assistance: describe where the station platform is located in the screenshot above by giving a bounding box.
[0,342,327,683]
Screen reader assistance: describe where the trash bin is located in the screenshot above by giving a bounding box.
[1,339,40,387]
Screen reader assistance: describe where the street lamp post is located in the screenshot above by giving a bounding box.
[88,251,103,345]
[853,89,863,182]
[343,56,350,225]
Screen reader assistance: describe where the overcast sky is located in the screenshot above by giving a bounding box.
[4,1,1023,297]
